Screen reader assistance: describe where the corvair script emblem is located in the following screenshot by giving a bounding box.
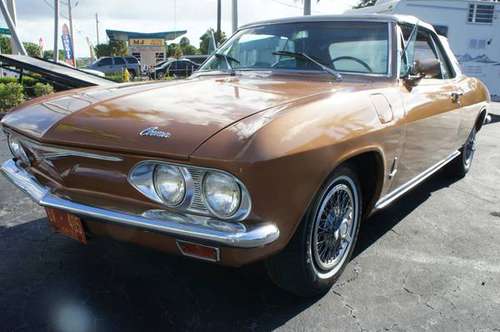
[139,127,172,139]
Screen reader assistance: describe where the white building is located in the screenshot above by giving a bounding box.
[350,0,500,100]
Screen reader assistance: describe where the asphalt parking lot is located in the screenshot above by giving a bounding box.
[1,104,499,332]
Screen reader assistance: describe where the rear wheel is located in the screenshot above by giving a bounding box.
[127,69,136,80]
[266,166,362,297]
[448,127,477,178]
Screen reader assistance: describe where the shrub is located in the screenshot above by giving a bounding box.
[105,73,124,83]
[0,82,25,113]
[33,82,54,97]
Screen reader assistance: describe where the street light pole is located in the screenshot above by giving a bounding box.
[216,0,221,36]
[53,0,59,62]
[95,13,99,45]
[0,0,27,55]
[67,0,76,66]
[304,0,311,15]
[231,0,238,33]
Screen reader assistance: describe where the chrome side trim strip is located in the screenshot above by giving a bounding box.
[5,129,123,162]
[375,151,460,210]
[0,159,279,248]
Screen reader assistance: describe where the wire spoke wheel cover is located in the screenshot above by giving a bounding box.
[311,176,359,276]
[464,129,476,167]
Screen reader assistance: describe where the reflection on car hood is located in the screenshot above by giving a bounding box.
[2,75,348,159]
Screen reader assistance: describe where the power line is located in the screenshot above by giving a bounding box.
[269,0,301,9]
[42,0,69,19]
[269,0,323,13]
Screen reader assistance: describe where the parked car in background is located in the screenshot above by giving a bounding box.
[1,15,490,297]
[150,58,200,79]
[87,56,141,78]
[183,55,209,65]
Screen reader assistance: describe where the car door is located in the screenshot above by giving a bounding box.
[391,25,462,190]
[176,61,189,77]
[95,57,113,74]
[113,57,126,73]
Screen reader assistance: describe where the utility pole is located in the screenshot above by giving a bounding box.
[53,0,59,62]
[67,0,76,66]
[95,13,99,45]
[231,0,238,33]
[6,0,18,54]
[0,0,27,55]
[304,0,311,15]
[216,0,221,36]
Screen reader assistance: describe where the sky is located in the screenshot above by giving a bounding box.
[0,0,360,58]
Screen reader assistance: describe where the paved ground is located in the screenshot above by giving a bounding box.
[1,105,500,332]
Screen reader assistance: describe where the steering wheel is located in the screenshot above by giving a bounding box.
[331,56,373,73]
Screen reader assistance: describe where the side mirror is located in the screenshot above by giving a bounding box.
[412,59,441,79]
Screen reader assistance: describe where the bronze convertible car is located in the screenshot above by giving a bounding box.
[1,15,490,296]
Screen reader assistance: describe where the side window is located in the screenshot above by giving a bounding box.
[413,31,438,67]
[400,25,453,80]
[177,61,188,70]
[97,58,112,66]
[125,57,138,64]
[429,34,454,79]
[114,57,126,65]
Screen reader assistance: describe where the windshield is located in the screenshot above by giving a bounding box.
[200,21,390,76]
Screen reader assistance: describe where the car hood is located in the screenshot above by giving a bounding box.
[2,75,341,159]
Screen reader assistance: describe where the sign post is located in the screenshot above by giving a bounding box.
[0,27,11,35]
[61,23,74,66]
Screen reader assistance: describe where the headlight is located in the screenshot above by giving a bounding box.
[154,165,186,206]
[7,135,30,165]
[203,172,241,218]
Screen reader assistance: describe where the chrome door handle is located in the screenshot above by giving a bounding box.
[450,91,464,103]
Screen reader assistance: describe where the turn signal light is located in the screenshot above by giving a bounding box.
[176,240,220,262]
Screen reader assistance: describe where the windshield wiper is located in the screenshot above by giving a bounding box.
[214,53,240,72]
[273,50,342,81]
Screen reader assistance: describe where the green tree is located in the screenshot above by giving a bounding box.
[353,0,377,8]
[0,36,12,54]
[166,43,178,58]
[94,43,112,58]
[179,37,190,48]
[23,42,42,57]
[173,45,183,59]
[199,29,226,55]
[94,40,128,58]
[110,40,128,56]
[43,49,66,60]
[182,44,199,56]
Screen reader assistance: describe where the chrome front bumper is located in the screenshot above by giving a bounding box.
[0,159,279,248]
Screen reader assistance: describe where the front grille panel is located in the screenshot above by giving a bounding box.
[186,167,208,213]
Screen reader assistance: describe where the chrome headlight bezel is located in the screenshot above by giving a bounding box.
[7,134,30,166]
[202,171,242,219]
[153,165,187,207]
[128,161,251,221]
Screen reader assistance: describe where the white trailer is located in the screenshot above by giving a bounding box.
[350,0,500,100]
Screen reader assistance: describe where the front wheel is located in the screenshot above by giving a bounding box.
[266,165,362,297]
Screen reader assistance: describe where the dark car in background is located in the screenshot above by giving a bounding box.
[87,56,141,78]
[150,58,200,79]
